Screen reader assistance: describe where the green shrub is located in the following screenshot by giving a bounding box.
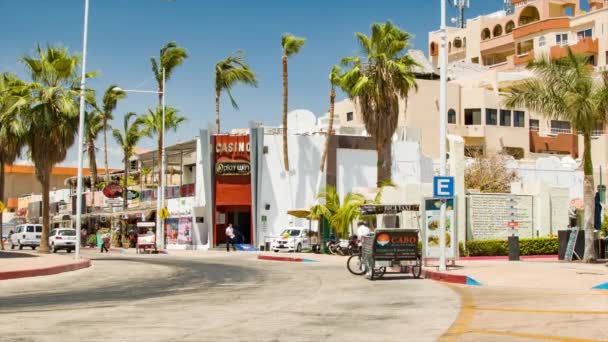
[86,234,97,247]
[463,237,558,256]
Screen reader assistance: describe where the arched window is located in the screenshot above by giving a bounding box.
[448,109,457,124]
[519,6,540,26]
[505,20,515,33]
[454,37,463,49]
[493,25,503,37]
[538,36,546,47]
[481,28,491,41]
[430,42,438,56]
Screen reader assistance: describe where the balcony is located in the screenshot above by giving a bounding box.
[513,18,571,39]
[550,38,598,60]
[529,131,578,157]
[481,34,515,53]
[514,51,535,65]
[449,125,486,138]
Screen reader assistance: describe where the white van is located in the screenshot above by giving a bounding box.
[10,224,42,250]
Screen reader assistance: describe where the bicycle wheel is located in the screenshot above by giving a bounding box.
[347,255,366,276]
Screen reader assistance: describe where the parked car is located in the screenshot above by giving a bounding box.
[49,228,77,253]
[10,224,42,250]
[270,228,311,253]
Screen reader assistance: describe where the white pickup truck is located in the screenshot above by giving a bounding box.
[270,228,311,253]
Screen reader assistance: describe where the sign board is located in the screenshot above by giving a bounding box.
[137,222,156,228]
[366,229,419,261]
[423,198,456,259]
[0,201,5,213]
[159,208,170,220]
[433,176,454,198]
[564,226,580,262]
[137,233,155,246]
[508,221,518,228]
[359,204,420,215]
[127,190,140,200]
[102,184,123,199]
[215,162,251,176]
[467,194,533,240]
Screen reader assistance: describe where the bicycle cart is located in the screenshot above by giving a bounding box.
[360,228,422,280]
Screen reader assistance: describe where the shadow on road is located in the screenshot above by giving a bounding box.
[0,251,38,258]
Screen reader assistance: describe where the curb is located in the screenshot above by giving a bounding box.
[423,269,482,286]
[0,259,91,281]
[257,255,318,263]
[592,282,608,290]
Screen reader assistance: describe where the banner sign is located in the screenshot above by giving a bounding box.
[359,204,420,215]
[423,198,456,259]
[565,226,580,262]
[367,229,419,261]
[103,184,123,199]
[137,234,155,246]
[215,162,251,176]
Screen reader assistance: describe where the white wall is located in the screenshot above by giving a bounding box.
[506,156,583,199]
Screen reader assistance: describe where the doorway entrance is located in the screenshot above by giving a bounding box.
[215,205,252,246]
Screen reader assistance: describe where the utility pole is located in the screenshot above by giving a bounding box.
[439,0,448,272]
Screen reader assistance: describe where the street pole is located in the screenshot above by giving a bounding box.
[75,0,90,260]
[439,0,448,272]
[160,67,166,250]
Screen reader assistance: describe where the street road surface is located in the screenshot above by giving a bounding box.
[0,251,458,342]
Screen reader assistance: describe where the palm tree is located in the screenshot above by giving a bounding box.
[503,50,608,263]
[101,85,126,184]
[151,42,188,103]
[113,112,145,210]
[214,51,258,133]
[281,33,305,171]
[140,106,186,181]
[0,73,26,250]
[320,66,342,172]
[11,45,87,253]
[339,22,418,185]
[84,108,103,191]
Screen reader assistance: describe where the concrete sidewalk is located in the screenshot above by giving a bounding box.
[427,259,608,290]
[0,251,91,280]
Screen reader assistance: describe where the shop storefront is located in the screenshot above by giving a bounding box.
[165,197,195,249]
[212,134,253,246]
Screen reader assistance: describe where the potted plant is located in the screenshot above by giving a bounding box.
[121,235,131,249]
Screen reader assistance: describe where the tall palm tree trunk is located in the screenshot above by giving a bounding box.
[39,169,51,254]
[320,89,336,172]
[123,155,129,210]
[215,88,221,134]
[282,55,290,172]
[157,138,162,197]
[103,122,110,185]
[88,142,98,206]
[582,134,596,262]
[376,139,392,186]
[0,160,4,250]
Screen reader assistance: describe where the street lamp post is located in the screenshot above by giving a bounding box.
[74,0,90,260]
[113,68,166,251]
[439,0,448,272]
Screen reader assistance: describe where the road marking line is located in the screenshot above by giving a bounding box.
[467,329,603,342]
[440,284,476,342]
[470,306,608,315]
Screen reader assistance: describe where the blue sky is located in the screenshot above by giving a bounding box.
[1,0,540,167]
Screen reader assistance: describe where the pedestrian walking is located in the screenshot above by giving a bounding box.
[100,232,110,253]
[225,223,236,252]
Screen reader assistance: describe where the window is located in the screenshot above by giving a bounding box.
[505,21,515,34]
[482,28,491,41]
[538,36,546,47]
[493,25,503,37]
[129,160,138,171]
[577,29,593,40]
[36,226,42,233]
[529,119,539,131]
[59,230,76,236]
[556,33,568,46]
[486,109,498,125]
[517,40,534,55]
[346,112,353,122]
[551,120,572,134]
[471,57,480,64]
[514,111,525,127]
[448,109,456,124]
[500,110,512,126]
[465,109,482,125]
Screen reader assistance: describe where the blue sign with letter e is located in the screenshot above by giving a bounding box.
[433,176,454,198]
